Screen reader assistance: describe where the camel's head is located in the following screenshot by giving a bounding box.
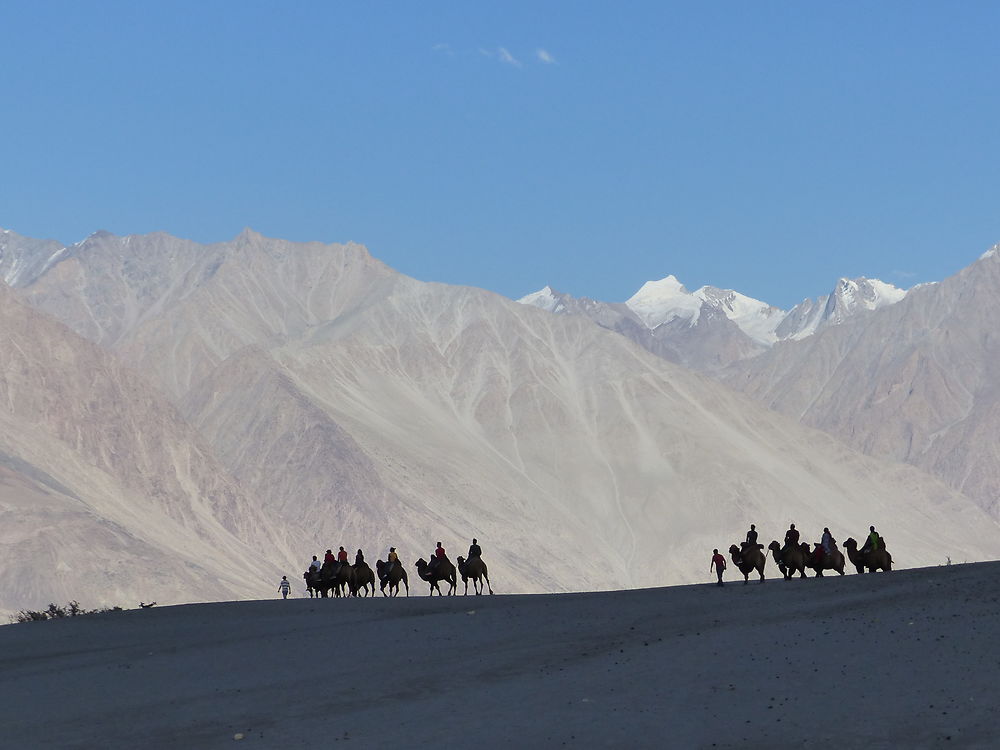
[728,544,740,555]
[456,556,466,565]
[415,558,428,568]
[768,541,780,551]
[844,538,857,549]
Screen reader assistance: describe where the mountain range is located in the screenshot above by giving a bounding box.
[519,245,1000,519]
[520,274,908,371]
[1,226,998,614]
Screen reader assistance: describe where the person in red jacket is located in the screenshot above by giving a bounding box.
[710,549,726,587]
[324,549,335,565]
[337,546,349,563]
[430,541,446,570]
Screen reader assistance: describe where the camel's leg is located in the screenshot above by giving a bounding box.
[484,574,493,595]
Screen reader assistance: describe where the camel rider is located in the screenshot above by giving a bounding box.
[309,555,322,573]
[387,546,399,569]
[861,526,881,554]
[468,538,482,559]
[430,542,446,570]
[355,549,365,566]
[324,549,335,565]
[337,546,349,563]
[782,524,799,557]
[821,528,835,557]
[745,524,758,549]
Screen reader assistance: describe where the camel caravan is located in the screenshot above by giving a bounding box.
[300,539,493,598]
[715,524,892,586]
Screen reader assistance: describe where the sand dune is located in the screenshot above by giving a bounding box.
[2,561,997,749]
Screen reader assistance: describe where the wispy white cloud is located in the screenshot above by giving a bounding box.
[497,47,522,67]
[443,45,549,70]
[892,269,917,279]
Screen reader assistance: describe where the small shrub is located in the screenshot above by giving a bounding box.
[8,601,124,624]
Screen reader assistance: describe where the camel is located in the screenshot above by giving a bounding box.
[728,544,766,584]
[804,544,846,577]
[312,561,355,597]
[376,559,409,597]
[843,538,893,573]
[303,570,317,598]
[415,557,457,596]
[767,540,807,579]
[456,555,493,595]
[353,561,376,597]
[306,566,335,598]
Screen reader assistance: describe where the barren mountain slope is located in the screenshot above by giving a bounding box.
[6,230,1000,597]
[245,277,1000,589]
[0,285,284,615]
[13,229,396,401]
[721,248,1000,515]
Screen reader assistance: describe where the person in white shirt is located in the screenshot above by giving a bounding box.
[278,576,291,599]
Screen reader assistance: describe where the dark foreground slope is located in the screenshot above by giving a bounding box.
[1,563,998,749]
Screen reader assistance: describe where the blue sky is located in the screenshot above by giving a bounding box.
[2,2,998,308]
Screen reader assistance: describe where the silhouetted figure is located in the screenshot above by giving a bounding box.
[821,527,835,556]
[468,538,482,559]
[745,524,758,548]
[278,576,291,599]
[710,548,726,587]
[355,548,365,566]
[430,541,446,570]
[861,525,881,554]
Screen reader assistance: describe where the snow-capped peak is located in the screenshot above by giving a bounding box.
[518,286,564,313]
[980,244,999,261]
[694,286,786,345]
[626,275,702,329]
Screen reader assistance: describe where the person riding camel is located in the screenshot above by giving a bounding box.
[811,543,826,565]
[355,548,365,566]
[821,527,835,557]
[337,546,349,563]
[861,525,881,555]
[745,524,758,549]
[324,549,335,565]
[309,555,322,573]
[781,523,800,558]
[429,542,446,570]
[468,538,482,559]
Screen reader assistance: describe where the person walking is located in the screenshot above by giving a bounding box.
[711,549,727,587]
[278,576,291,599]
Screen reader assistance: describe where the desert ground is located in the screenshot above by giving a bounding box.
[1,561,998,749]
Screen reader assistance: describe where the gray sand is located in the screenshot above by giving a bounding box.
[2,562,998,749]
